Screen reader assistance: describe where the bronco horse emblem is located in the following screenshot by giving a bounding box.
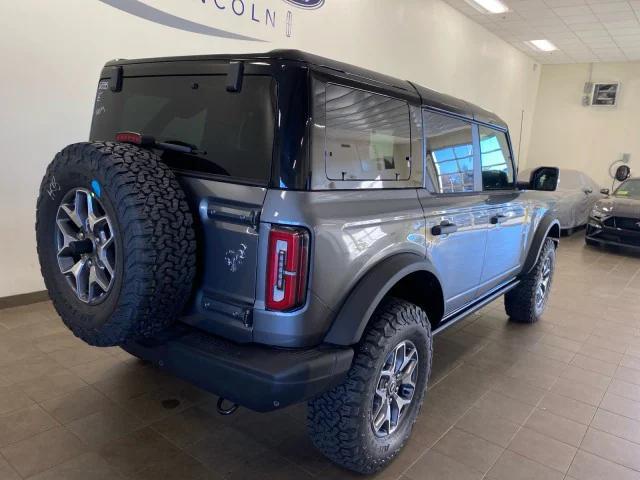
[225,243,248,273]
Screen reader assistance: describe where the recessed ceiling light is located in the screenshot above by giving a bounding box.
[465,0,509,14]
[526,39,558,52]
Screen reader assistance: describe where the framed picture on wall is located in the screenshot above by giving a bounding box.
[591,82,620,107]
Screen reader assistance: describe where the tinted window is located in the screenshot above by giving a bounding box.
[615,179,640,199]
[324,85,411,181]
[91,75,277,185]
[424,111,475,193]
[479,127,514,190]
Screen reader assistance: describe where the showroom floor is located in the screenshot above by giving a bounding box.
[1,234,640,480]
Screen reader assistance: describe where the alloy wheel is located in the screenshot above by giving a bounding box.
[55,188,116,304]
[371,340,419,437]
[535,255,553,312]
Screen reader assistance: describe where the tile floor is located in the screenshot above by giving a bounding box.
[1,234,640,479]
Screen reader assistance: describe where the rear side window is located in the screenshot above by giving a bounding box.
[479,126,515,190]
[324,85,411,181]
[91,75,277,185]
[424,111,475,193]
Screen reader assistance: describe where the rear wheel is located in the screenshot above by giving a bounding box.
[307,298,432,474]
[505,238,556,323]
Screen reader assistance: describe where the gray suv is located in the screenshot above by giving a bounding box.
[35,50,560,474]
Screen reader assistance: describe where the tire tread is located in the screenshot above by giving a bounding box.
[36,142,196,346]
[505,238,555,323]
[307,298,432,474]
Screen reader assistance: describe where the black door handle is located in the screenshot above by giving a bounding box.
[432,221,458,236]
[490,214,508,225]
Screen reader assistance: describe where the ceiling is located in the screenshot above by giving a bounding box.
[442,0,640,63]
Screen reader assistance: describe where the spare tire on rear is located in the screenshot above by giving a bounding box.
[35,142,196,346]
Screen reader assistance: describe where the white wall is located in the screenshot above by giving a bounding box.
[526,62,640,188]
[0,0,540,297]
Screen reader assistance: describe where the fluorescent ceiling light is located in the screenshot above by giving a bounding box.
[527,39,558,52]
[465,0,509,14]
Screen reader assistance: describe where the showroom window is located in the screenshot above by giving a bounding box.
[479,126,515,190]
[324,84,412,181]
[424,111,475,193]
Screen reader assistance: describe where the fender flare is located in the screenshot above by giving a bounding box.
[324,253,440,346]
[522,212,561,275]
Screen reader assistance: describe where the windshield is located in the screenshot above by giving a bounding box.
[91,75,277,185]
[614,179,640,199]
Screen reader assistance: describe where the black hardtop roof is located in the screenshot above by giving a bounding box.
[105,49,507,129]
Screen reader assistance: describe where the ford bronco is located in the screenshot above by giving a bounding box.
[36,50,559,474]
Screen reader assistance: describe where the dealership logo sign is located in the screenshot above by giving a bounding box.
[283,0,325,9]
[98,0,324,41]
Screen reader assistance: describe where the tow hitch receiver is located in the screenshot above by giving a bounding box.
[217,397,239,416]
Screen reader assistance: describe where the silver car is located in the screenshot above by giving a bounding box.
[520,167,603,234]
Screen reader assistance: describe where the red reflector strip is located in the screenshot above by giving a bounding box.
[115,132,142,144]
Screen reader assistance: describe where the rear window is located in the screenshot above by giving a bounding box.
[91,75,277,185]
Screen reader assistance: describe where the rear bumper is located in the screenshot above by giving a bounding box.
[123,326,353,412]
[586,218,640,249]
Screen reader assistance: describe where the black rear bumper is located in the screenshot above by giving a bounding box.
[123,327,353,412]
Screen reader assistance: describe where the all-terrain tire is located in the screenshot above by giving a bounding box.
[35,142,196,346]
[307,298,432,474]
[505,238,556,323]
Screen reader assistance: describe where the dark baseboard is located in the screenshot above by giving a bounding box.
[0,291,49,310]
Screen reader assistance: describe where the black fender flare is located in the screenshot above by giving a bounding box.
[521,212,560,275]
[324,253,440,346]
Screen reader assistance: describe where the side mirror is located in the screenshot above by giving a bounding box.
[529,166,560,192]
[600,188,610,195]
[615,165,631,182]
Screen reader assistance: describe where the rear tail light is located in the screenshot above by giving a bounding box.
[266,226,310,311]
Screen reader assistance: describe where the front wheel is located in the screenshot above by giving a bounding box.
[307,298,432,474]
[505,238,556,323]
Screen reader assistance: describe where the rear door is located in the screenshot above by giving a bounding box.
[419,110,489,314]
[90,64,278,342]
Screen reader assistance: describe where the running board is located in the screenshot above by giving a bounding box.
[433,279,520,336]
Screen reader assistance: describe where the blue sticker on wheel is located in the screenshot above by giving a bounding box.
[91,179,101,198]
